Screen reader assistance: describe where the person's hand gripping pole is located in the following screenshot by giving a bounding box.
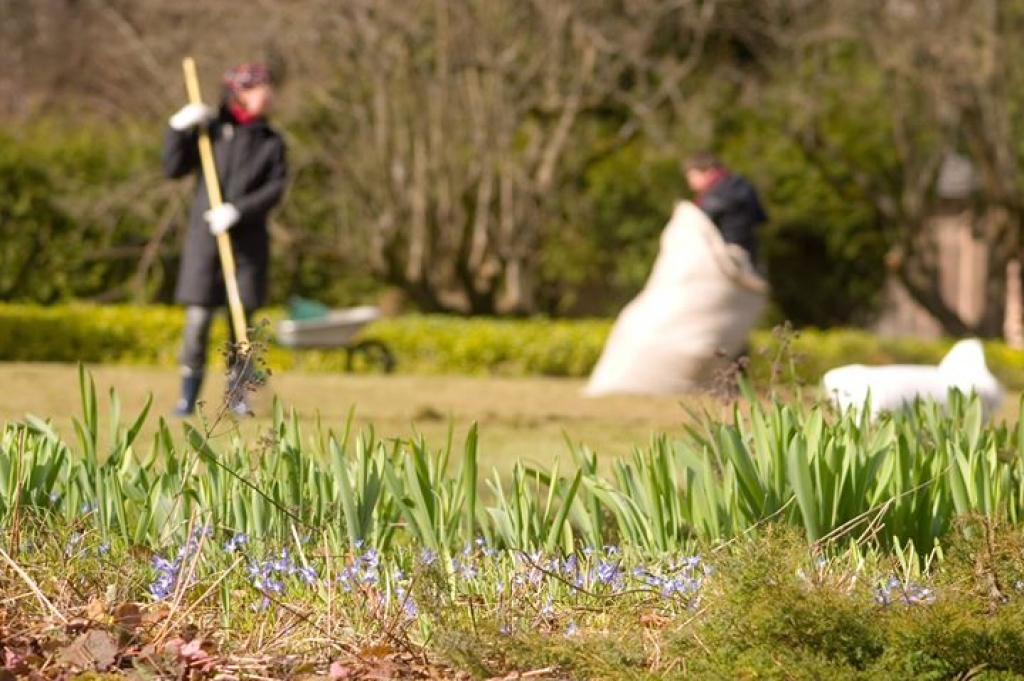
[181,57,250,355]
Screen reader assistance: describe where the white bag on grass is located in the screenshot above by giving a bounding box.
[821,339,1004,419]
[584,201,769,395]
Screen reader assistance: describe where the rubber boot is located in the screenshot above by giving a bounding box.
[173,373,203,417]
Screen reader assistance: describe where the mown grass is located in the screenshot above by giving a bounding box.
[0,361,1018,478]
[0,361,721,481]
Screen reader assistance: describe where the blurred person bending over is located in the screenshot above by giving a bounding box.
[683,151,767,265]
[162,62,288,416]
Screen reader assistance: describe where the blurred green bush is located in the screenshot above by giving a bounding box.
[1,304,1021,389]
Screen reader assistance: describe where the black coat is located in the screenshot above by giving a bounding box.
[162,109,287,309]
[699,174,767,262]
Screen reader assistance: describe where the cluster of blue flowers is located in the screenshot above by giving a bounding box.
[144,530,940,629]
[632,554,706,604]
[148,528,210,600]
[875,575,936,606]
[246,547,317,609]
[337,543,382,591]
[149,530,321,607]
[247,547,318,591]
[332,543,419,620]
[503,546,704,606]
[443,543,710,637]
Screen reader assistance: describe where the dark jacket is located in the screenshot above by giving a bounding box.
[698,174,767,262]
[161,108,287,309]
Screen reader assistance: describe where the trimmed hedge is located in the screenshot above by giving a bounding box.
[0,304,182,365]
[1,303,1022,389]
[757,327,1024,392]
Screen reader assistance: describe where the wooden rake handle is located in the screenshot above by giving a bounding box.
[181,56,249,349]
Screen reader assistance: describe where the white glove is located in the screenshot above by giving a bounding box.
[204,203,240,235]
[169,103,216,131]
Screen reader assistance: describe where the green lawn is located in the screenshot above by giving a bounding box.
[0,362,730,478]
[3,361,1019,481]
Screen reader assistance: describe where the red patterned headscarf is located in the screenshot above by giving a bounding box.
[222,62,272,93]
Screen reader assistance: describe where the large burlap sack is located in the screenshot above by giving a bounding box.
[584,201,769,395]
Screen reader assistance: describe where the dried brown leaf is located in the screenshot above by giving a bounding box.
[358,643,395,659]
[84,596,107,620]
[4,646,42,675]
[639,612,670,629]
[64,617,90,635]
[114,603,143,632]
[328,660,356,679]
[141,603,170,628]
[163,635,186,657]
[168,635,218,672]
[58,629,119,671]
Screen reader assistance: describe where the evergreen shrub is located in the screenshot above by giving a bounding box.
[1,304,1021,389]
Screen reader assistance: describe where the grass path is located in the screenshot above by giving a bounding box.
[0,362,725,477]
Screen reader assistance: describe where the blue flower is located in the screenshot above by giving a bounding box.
[64,532,83,557]
[360,566,379,585]
[451,557,478,581]
[661,578,686,599]
[148,553,180,600]
[223,533,248,553]
[271,549,294,573]
[361,548,380,570]
[394,584,417,618]
[596,561,620,586]
[148,573,175,600]
[297,566,317,586]
[419,547,438,566]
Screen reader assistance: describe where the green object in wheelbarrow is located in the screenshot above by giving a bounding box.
[287,295,331,320]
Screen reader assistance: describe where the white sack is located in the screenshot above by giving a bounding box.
[822,339,1004,418]
[584,201,769,395]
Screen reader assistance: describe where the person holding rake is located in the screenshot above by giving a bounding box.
[162,62,288,417]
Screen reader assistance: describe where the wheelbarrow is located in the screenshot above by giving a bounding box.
[275,297,396,373]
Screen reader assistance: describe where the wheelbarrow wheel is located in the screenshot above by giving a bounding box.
[346,339,396,373]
